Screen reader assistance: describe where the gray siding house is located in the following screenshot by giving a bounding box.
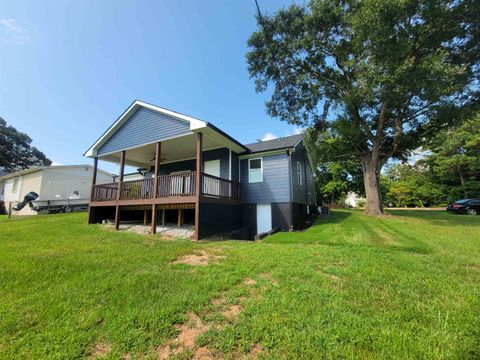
[85,100,316,240]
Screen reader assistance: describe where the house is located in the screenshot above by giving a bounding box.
[0,170,7,214]
[344,192,366,208]
[84,100,316,240]
[0,165,113,215]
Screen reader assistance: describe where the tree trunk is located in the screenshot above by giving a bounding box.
[361,155,384,215]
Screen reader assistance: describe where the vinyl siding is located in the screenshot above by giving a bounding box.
[97,107,191,155]
[231,152,239,182]
[305,158,316,206]
[240,153,291,203]
[289,141,316,206]
[4,172,42,216]
[291,142,307,204]
[40,166,112,200]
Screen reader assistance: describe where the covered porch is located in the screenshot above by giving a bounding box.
[88,131,242,239]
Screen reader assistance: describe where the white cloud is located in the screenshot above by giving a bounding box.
[0,19,30,44]
[407,147,431,165]
[51,161,63,166]
[260,132,279,141]
[287,126,305,136]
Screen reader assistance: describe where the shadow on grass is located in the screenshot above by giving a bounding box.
[388,209,480,227]
[315,209,352,225]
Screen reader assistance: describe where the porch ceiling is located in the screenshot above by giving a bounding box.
[98,132,225,168]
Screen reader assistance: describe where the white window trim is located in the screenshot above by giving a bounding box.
[229,149,232,180]
[248,158,263,183]
[297,161,303,186]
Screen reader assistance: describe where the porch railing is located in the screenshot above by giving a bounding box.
[91,172,241,202]
[91,183,118,201]
[120,178,153,200]
[202,173,241,200]
[156,172,197,197]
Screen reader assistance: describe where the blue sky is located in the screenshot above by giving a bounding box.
[0,0,299,174]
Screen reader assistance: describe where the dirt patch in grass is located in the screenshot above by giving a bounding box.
[157,312,209,359]
[157,276,266,359]
[193,346,213,360]
[465,264,480,272]
[325,273,341,281]
[211,294,226,306]
[248,344,264,358]
[259,273,279,286]
[222,304,243,321]
[89,342,112,358]
[172,250,224,266]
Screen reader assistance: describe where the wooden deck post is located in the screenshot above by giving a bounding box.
[88,157,98,224]
[90,157,98,201]
[177,209,183,227]
[194,132,203,240]
[143,208,147,225]
[151,142,161,234]
[115,150,126,230]
[162,209,165,226]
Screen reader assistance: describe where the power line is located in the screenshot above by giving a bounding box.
[253,0,280,76]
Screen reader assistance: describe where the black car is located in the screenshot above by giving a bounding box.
[446,199,480,215]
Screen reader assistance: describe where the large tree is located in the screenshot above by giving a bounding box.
[0,117,51,173]
[247,0,479,214]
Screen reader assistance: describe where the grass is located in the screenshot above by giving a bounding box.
[0,210,479,359]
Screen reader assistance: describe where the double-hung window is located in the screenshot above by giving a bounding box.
[248,158,263,183]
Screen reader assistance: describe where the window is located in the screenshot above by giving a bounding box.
[248,158,263,183]
[297,161,303,185]
[12,178,19,193]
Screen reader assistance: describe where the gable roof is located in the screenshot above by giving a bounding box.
[244,134,304,154]
[84,100,247,157]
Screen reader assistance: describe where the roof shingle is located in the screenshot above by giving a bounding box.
[244,134,304,153]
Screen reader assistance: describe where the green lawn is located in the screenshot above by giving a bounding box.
[0,210,479,359]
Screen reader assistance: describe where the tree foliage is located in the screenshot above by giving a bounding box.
[382,113,480,206]
[426,115,480,198]
[0,117,51,173]
[382,163,445,207]
[247,0,479,214]
[305,127,363,204]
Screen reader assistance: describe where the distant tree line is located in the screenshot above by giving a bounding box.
[382,114,480,207]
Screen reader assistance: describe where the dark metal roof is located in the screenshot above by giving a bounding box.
[244,134,304,154]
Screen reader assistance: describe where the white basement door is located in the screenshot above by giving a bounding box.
[256,204,272,234]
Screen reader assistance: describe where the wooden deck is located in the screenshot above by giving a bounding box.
[90,171,241,207]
